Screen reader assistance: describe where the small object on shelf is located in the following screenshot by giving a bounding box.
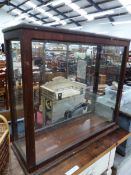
[41,76,86,123]
[58,92,62,100]
[99,74,106,84]
[112,81,118,90]
[98,84,106,95]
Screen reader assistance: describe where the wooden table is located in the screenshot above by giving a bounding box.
[41,128,130,175]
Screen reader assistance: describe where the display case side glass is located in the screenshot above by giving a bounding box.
[3,39,27,166]
[3,25,130,173]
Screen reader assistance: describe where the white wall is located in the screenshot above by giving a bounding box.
[0,9,19,44]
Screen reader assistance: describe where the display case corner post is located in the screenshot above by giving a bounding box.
[21,35,36,168]
[93,45,102,94]
[114,45,129,124]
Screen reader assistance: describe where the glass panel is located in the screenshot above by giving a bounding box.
[31,41,122,164]
[10,41,26,159]
[45,42,67,82]
[96,46,124,121]
[68,44,97,86]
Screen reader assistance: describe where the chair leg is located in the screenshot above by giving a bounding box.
[4,93,9,110]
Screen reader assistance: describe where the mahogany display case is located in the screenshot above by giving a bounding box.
[3,24,129,173]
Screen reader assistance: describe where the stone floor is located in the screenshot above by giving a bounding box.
[1,148,25,175]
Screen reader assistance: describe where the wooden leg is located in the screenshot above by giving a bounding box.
[103,147,116,175]
[5,92,9,110]
[103,168,112,175]
[4,85,9,110]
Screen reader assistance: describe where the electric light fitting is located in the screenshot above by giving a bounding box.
[26,1,37,8]
[29,18,36,23]
[84,9,114,21]
[113,20,131,25]
[82,14,94,21]
[12,9,21,15]
[69,26,83,30]
[118,0,131,13]
[52,16,60,21]
[52,0,65,6]
[78,9,87,16]
[126,5,131,13]
[69,3,80,10]
[45,12,53,18]
[17,13,28,19]
[37,7,45,14]
[119,0,131,6]
[35,21,43,25]
[93,10,114,17]
[60,20,66,25]
[44,21,60,26]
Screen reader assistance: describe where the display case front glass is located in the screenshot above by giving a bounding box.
[10,40,26,159]
[3,24,129,172]
[96,46,124,121]
[30,41,124,163]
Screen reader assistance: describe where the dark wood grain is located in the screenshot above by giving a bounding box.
[21,32,36,168]
[3,24,129,46]
[4,39,18,142]
[18,115,108,162]
[43,128,130,175]
[114,46,129,123]
[93,45,101,93]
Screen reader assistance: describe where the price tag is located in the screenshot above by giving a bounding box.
[65,165,79,175]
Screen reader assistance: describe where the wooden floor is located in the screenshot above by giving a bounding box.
[18,114,110,163]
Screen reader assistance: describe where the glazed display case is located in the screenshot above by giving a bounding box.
[3,24,129,173]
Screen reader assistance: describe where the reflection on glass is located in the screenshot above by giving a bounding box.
[32,41,108,129]
[31,41,124,163]
[96,46,124,121]
[45,42,67,82]
[68,45,97,84]
[10,41,26,158]
[31,42,125,126]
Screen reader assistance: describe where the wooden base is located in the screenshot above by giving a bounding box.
[18,115,111,163]
[12,114,117,173]
[11,114,130,174]
[11,124,130,174]
[43,128,130,175]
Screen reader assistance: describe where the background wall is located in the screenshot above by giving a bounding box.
[0,9,18,44]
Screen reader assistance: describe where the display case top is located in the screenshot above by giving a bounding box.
[2,23,130,43]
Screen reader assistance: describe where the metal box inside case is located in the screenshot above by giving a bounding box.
[41,77,86,124]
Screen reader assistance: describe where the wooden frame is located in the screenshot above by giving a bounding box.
[3,24,130,173]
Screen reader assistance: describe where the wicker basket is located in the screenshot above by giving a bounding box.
[0,114,10,172]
